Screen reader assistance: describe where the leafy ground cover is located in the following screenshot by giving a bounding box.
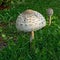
[0,0,60,60]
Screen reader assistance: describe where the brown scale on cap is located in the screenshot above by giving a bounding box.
[23,9,34,14]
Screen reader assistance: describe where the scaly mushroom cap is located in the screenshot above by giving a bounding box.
[47,8,53,16]
[16,9,46,32]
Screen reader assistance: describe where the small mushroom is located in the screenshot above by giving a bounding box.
[47,8,53,25]
[16,9,46,42]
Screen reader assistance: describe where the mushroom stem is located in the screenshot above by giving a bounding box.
[30,31,34,42]
[49,15,52,25]
[29,31,35,51]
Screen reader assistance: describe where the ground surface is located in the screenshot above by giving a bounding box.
[0,0,60,60]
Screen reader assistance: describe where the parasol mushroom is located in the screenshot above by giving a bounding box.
[16,9,46,42]
[47,8,53,25]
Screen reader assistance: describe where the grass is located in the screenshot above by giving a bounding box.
[0,0,60,60]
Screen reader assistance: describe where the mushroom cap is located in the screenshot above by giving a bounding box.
[47,8,53,16]
[16,9,46,32]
